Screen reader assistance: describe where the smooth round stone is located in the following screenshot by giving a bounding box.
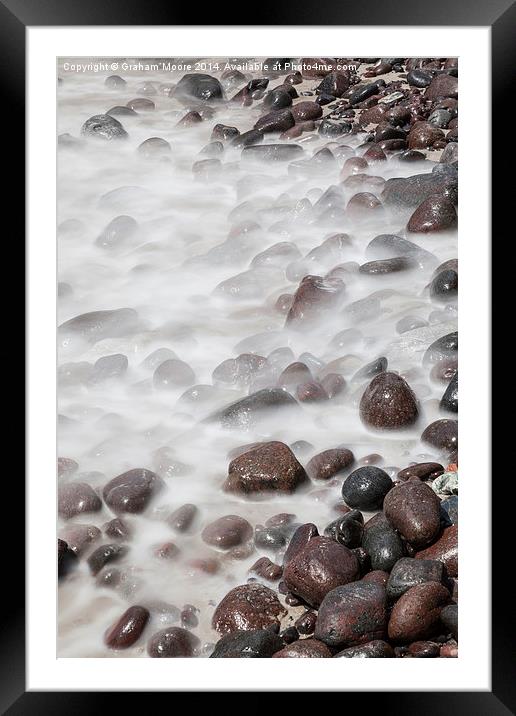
[254,524,289,551]
[430,270,458,301]
[352,357,388,382]
[359,372,419,430]
[386,557,445,601]
[397,462,444,482]
[295,610,317,635]
[359,257,414,275]
[167,504,198,533]
[440,372,458,413]
[387,582,450,643]
[291,101,323,122]
[362,517,405,572]
[441,495,458,525]
[408,121,444,149]
[342,466,393,510]
[103,468,164,514]
[362,570,390,587]
[211,124,239,141]
[147,626,199,657]
[440,604,458,638]
[249,557,283,581]
[415,525,458,577]
[201,515,253,550]
[273,639,332,658]
[423,332,458,365]
[321,373,347,399]
[263,88,292,109]
[88,354,128,384]
[174,73,223,103]
[58,539,77,578]
[213,388,299,430]
[210,629,284,658]
[324,510,364,548]
[315,582,387,648]
[224,441,307,495]
[408,640,440,657]
[283,523,319,567]
[81,114,128,140]
[407,69,433,87]
[104,517,131,540]
[277,361,312,390]
[58,482,102,519]
[126,97,155,111]
[95,215,139,249]
[383,481,442,549]
[421,419,458,452]
[212,583,286,634]
[334,640,394,657]
[425,73,458,101]
[104,606,149,649]
[153,359,195,389]
[283,536,360,607]
[296,381,328,402]
[407,196,457,233]
[107,105,137,117]
[396,316,428,334]
[137,137,171,159]
[254,109,294,134]
[105,74,126,89]
[59,523,101,555]
[87,543,128,575]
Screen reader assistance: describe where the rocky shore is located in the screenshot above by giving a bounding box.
[57,57,458,658]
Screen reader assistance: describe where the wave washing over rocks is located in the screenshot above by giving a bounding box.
[57,57,458,659]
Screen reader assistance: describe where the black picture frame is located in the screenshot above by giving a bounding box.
[7,0,505,709]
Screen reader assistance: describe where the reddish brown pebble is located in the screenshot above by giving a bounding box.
[202,515,253,549]
[212,583,286,634]
[306,448,355,481]
[225,441,308,495]
[387,582,450,643]
[272,639,332,658]
[147,626,199,657]
[383,480,442,549]
[249,557,283,581]
[104,606,149,649]
[415,525,458,577]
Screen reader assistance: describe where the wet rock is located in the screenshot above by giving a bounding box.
[421,419,458,452]
[415,525,458,577]
[359,372,419,430]
[263,88,293,110]
[315,582,387,648]
[107,105,137,117]
[59,523,101,555]
[423,332,458,366]
[87,543,128,575]
[321,373,347,399]
[386,557,444,601]
[242,144,303,163]
[104,517,131,540]
[428,109,452,128]
[58,457,79,477]
[408,121,444,149]
[318,119,352,138]
[388,582,450,642]
[407,69,433,87]
[202,515,253,549]
[286,275,344,328]
[250,557,283,581]
[167,504,198,533]
[397,462,444,482]
[359,257,414,275]
[362,517,405,571]
[382,173,457,212]
[440,142,458,164]
[254,524,289,551]
[213,353,267,387]
[296,381,328,402]
[408,640,440,657]
[441,495,458,525]
[174,73,223,103]
[349,81,382,105]
[230,129,264,148]
[254,109,294,134]
[153,359,195,389]
[407,195,457,233]
[383,481,441,548]
[295,610,317,635]
[147,626,199,657]
[58,482,102,519]
[341,466,393,510]
[306,448,354,481]
[105,75,126,89]
[58,539,77,578]
[212,388,299,430]
[317,72,350,97]
[137,136,171,158]
[291,101,323,122]
[95,215,139,249]
[59,308,139,347]
[277,362,312,390]
[88,354,128,384]
[334,640,394,657]
[324,510,364,548]
[81,114,128,140]
[225,441,307,495]
[440,604,458,638]
[284,536,360,607]
[430,270,458,302]
[273,639,332,658]
[105,606,149,649]
[212,583,286,634]
[365,234,436,267]
[283,523,319,567]
[210,629,284,658]
[425,74,458,101]
[103,468,164,514]
[440,373,458,413]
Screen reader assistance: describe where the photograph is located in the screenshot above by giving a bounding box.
[56,55,460,660]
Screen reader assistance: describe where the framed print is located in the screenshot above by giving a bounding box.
[6,0,508,707]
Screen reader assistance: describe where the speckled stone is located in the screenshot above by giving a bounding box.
[359,372,419,430]
[104,606,149,649]
[334,640,394,657]
[210,629,284,657]
[212,583,286,634]
[103,468,164,514]
[415,525,458,577]
[306,448,355,481]
[224,441,307,495]
[388,582,450,642]
[383,481,442,548]
[273,639,332,658]
[147,626,200,657]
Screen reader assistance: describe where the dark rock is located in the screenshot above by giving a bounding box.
[318,120,352,138]
[362,517,405,571]
[352,357,388,382]
[283,523,319,567]
[147,626,199,657]
[286,275,344,328]
[407,69,433,87]
[397,463,444,482]
[212,583,286,634]
[58,539,77,578]
[441,495,458,525]
[137,136,171,158]
[107,105,137,117]
[386,557,445,601]
[359,257,414,274]
[334,640,394,657]
[425,74,458,101]
[58,308,139,347]
[81,114,128,140]
[296,381,328,402]
[440,373,458,413]
[273,639,332,658]
[104,606,149,649]
[283,536,360,607]
[291,101,323,122]
[58,482,102,519]
[365,234,436,267]
[408,121,445,149]
[383,481,442,548]
[408,640,440,657]
[105,75,126,89]
[126,98,155,111]
[212,389,299,430]
[407,195,457,233]
[317,72,350,97]
[174,73,223,103]
[103,468,164,514]
[201,515,253,549]
[254,109,295,134]
[388,582,450,642]
[225,441,307,495]
[315,582,387,648]
[324,510,364,548]
[167,504,198,533]
[306,448,354,481]
[250,557,283,581]
[210,629,284,657]
[421,419,458,452]
[423,332,458,366]
[430,270,458,302]
[211,124,239,141]
[263,88,293,110]
[415,525,458,577]
[254,524,289,551]
[359,372,419,430]
[87,543,128,575]
[59,524,101,555]
[230,129,264,148]
[382,173,457,212]
[321,373,347,399]
[104,517,131,540]
[349,82,382,105]
[242,144,303,163]
[341,466,393,510]
[440,604,458,638]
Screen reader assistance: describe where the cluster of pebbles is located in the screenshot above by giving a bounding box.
[57,57,458,658]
